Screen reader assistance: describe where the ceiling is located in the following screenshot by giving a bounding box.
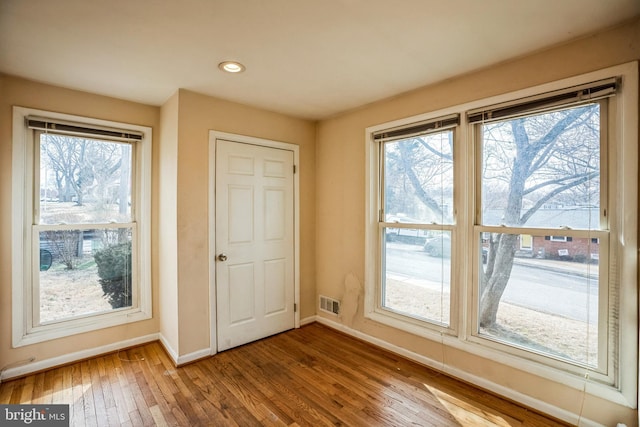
[1,1,638,120]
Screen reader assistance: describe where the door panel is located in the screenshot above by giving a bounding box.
[264,258,286,315]
[228,263,255,324]
[264,188,285,240]
[228,185,254,243]
[216,139,294,351]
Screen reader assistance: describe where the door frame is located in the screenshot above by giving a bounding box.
[208,130,300,355]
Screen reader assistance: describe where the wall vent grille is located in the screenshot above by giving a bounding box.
[319,295,340,315]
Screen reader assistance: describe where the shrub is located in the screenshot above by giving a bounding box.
[94,241,132,309]
[573,254,588,264]
[41,229,82,270]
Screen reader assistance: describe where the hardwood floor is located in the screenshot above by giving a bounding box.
[0,323,570,426]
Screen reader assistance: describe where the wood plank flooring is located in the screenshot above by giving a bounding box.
[0,323,570,426]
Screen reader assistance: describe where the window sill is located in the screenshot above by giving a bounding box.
[14,307,152,348]
[367,308,453,341]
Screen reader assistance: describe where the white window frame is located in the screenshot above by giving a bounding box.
[12,107,153,347]
[366,119,461,340]
[379,126,457,330]
[470,96,611,382]
[364,62,637,407]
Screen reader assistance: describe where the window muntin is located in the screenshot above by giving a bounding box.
[379,129,454,327]
[475,102,609,372]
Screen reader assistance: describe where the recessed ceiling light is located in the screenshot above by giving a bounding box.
[218,61,245,73]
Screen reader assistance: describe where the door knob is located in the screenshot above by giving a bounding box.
[217,253,228,262]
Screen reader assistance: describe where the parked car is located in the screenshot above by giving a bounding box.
[423,234,489,263]
[385,215,428,244]
[423,234,451,257]
[40,248,53,271]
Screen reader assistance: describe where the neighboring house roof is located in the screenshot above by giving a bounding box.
[482,207,600,229]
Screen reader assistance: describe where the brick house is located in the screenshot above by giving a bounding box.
[483,207,600,262]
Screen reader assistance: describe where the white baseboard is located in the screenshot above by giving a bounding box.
[158,333,179,364]
[314,316,602,427]
[176,348,211,366]
[157,334,211,366]
[300,315,317,326]
[0,333,159,381]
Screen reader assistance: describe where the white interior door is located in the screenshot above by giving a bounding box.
[215,139,295,351]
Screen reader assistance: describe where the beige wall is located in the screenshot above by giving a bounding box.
[158,91,180,353]
[171,89,317,356]
[315,18,640,426]
[0,77,317,371]
[0,75,161,368]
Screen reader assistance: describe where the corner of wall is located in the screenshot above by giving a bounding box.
[157,91,180,355]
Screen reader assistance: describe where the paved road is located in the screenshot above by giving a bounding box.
[385,243,598,324]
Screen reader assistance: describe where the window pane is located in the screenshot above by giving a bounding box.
[384,130,453,224]
[479,232,599,367]
[481,103,600,229]
[382,229,450,326]
[39,133,132,225]
[38,228,133,323]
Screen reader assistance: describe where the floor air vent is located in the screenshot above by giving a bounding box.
[319,295,340,315]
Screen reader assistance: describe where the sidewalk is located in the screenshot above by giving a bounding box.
[513,257,599,279]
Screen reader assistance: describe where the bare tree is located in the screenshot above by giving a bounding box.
[42,230,82,270]
[385,131,454,222]
[42,134,83,202]
[386,104,600,328]
[118,144,131,215]
[40,134,129,218]
[479,105,599,327]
